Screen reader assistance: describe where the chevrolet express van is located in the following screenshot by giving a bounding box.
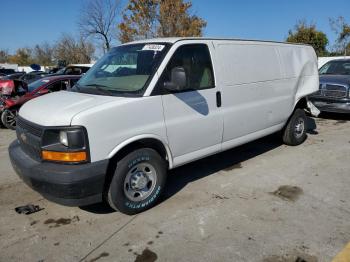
[9,38,319,214]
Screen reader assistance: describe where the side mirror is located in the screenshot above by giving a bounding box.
[164,67,187,91]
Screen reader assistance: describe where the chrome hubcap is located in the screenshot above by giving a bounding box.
[124,163,157,202]
[294,118,305,138]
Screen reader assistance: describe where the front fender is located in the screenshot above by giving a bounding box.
[107,134,174,169]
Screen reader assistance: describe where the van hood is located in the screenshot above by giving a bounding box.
[19,91,119,126]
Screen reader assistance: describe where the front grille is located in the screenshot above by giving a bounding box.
[17,117,43,137]
[323,84,347,98]
[16,117,43,161]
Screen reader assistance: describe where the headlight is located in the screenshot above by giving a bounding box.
[59,131,69,147]
[41,127,89,163]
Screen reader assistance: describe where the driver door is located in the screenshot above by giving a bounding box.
[159,43,223,166]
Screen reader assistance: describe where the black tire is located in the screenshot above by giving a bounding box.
[282,108,307,146]
[107,148,167,215]
[1,109,18,130]
[0,113,4,128]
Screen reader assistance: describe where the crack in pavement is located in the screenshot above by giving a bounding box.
[78,215,138,262]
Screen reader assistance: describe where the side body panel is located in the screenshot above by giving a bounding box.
[212,40,318,152]
[158,40,224,167]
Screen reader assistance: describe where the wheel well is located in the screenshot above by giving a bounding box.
[294,97,307,110]
[103,138,169,197]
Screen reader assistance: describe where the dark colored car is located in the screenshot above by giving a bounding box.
[1,75,80,129]
[309,59,350,113]
[53,65,91,76]
[0,68,16,75]
[0,72,26,80]
[19,71,48,84]
[0,69,18,80]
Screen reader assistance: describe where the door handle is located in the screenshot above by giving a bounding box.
[216,91,222,107]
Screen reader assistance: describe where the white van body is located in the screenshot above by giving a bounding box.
[20,38,318,168]
[10,38,318,213]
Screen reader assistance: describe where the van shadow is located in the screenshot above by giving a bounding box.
[163,117,318,202]
[174,90,209,115]
[80,134,284,214]
[306,117,318,134]
[161,133,283,202]
[79,201,115,214]
[81,118,318,214]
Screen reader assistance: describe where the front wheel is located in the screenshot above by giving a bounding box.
[107,148,167,215]
[1,109,18,130]
[282,108,307,146]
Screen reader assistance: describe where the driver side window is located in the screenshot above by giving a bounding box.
[160,44,215,93]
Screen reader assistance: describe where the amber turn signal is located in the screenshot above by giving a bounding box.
[42,150,87,163]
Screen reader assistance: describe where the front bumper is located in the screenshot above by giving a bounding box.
[308,98,350,114]
[9,140,109,206]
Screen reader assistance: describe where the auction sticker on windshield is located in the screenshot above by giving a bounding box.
[142,44,165,51]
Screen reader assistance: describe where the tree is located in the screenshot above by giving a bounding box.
[329,16,350,55]
[287,21,329,56]
[118,0,207,43]
[53,34,95,64]
[158,0,206,37]
[0,49,9,63]
[78,0,121,52]
[119,0,158,43]
[33,42,54,65]
[8,48,34,66]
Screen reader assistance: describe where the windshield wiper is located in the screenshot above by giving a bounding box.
[83,84,114,96]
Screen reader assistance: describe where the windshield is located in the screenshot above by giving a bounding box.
[28,79,50,92]
[319,60,350,75]
[76,43,170,96]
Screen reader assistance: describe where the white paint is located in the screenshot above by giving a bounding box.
[19,38,318,166]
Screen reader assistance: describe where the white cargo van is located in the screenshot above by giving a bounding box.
[9,38,319,214]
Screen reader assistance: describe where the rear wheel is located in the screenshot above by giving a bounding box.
[282,108,307,146]
[1,109,18,130]
[107,148,167,215]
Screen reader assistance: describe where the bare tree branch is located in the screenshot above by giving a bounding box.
[78,0,121,52]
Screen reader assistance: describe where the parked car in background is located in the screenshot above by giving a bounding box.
[53,64,92,76]
[0,72,26,80]
[48,67,62,74]
[0,79,28,127]
[308,59,350,113]
[0,68,16,76]
[0,79,27,98]
[8,38,318,215]
[1,75,80,129]
[0,69,17,80]
[19,71,48,83]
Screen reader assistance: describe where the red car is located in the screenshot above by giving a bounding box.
[0,75,80,129]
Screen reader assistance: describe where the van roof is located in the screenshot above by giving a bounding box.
[126,37,311,47]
